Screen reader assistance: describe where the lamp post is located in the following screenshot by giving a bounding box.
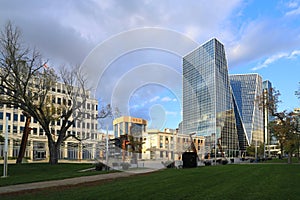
[2,117,8,178]
[106,124,109,170]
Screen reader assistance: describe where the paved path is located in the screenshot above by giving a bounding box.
[0,168,156,195]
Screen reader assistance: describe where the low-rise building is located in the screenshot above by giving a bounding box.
[143,128,205,160]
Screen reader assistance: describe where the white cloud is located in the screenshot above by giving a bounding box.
[166,111,177,116]
[161,96,172,102]
[287,1,299,8]
[184,25,201,41]
[252,50,300,71]
[285,0,300,16]
[288,50,300,59]
[227,18,300,68]
[149,96,160,103]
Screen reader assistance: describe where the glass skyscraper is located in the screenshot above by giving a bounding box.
[230,74,264,152]
[262,80,275,146]
[182,38,239,157]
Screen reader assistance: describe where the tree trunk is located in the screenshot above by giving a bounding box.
[48,140,60,165]
[280,144,284,159]
[16,114,31,164]
[287,152,292,164]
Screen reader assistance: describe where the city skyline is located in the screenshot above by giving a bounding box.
[1,1,300,129]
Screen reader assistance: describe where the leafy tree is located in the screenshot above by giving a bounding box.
[269,112,298,164]
[246,144,264,158]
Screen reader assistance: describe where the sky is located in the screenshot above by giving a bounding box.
[1,0,300,130]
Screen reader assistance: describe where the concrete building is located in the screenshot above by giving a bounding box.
[182,38,239,157]
[0,81,101,162]
[113,116,147,138]
[143,128,205,160]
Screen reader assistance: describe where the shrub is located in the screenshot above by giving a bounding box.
[120,162,131,170]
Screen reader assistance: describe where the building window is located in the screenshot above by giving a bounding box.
[39,128,44,136]
[160,151,163,158]
[20,114,25,122]
[6,113,11,120]
[13,114,18,121]
[0,112,3,120]
[13,125,17,134]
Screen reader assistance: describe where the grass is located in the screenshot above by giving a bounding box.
[0,163,110,187]
[1,164,300,200]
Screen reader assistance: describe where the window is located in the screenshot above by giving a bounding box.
[0,112,3,119]
[57,98,61,104]
[20,115,25,122]
[39,128,44,136]
[160,151,163,158]
[13,125,17,134]
[33,128,38,135]
[13,114,18,121]
[6,113,11,120]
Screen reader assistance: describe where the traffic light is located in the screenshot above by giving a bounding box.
[110,138,121,148]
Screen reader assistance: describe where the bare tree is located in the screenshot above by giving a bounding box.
[0,21,57,163]
[0,22,112,164]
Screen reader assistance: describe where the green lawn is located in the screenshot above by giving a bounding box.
[0,163,109,186]
[1,164,300,200]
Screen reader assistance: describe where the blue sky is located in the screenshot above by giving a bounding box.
[1,0,300,130]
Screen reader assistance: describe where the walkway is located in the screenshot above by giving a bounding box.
[0,168,156,195]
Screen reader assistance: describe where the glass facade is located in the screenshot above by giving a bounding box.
[230,74,264,150]
[182,38,239,157]
[262,80,274,145]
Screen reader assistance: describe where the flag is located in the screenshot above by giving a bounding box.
[43,63,49,69]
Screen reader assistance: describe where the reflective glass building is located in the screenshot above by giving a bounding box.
[182,38,239,157]
[230,74,264,152]
[262,80,275,145]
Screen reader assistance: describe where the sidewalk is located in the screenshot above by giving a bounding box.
[0,168,156,195]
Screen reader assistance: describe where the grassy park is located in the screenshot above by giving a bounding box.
[1,161,300,200]
[0,163,108,187]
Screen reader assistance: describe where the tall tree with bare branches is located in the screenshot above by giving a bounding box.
[0,22,111,164]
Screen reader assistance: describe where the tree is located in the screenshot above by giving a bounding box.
[269,112,298,164]
[246,144,264,158]
[0,22,111,164]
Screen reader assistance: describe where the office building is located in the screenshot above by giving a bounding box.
[0,82,100,162]
[230,74,264,152]
[182,38,239,157]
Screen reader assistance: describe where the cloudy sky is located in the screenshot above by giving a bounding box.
[1,0,300,130]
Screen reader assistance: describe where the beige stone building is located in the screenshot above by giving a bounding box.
[0,82,102,162]
[142,128,205,160]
